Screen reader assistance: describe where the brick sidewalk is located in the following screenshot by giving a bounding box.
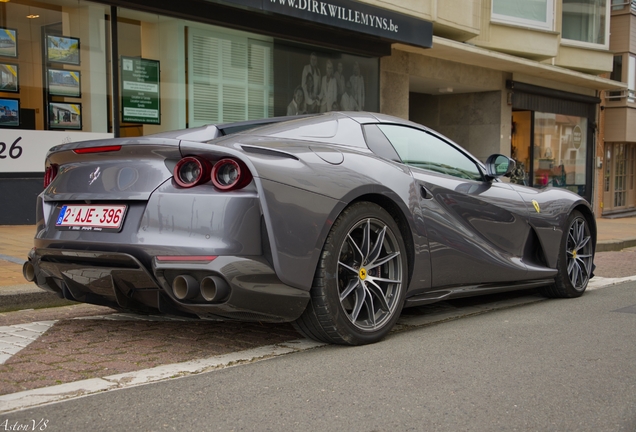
[592,247,636,278]
[0,313,298,396]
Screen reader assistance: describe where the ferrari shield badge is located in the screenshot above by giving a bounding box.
[532,199,541,213]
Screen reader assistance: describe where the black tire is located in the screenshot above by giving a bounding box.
[541,210,594,298]
[293,202,408,345]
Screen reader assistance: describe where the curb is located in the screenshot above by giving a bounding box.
[0,285,74,313]
[596,238,636,252]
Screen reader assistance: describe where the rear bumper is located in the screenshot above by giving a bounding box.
[28,248,309,322]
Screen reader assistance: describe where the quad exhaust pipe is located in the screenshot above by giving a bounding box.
[23,261,35,282]
[171,274,230,303]
[200,276,230,303]
[172,275,199,300]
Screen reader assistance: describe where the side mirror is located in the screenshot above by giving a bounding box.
[485,154,516,179]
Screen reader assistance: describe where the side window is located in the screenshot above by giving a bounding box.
[376,124,483,181]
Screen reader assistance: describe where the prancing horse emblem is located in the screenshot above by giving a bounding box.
[89,167,101,185]
[532,199,541,213]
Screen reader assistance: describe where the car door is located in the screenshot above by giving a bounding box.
[373,124,533,289]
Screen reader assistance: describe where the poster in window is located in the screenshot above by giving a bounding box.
[0,28,17,58]
[121,56,161,124]
[48,69,81,97]
[46,35,80,65]
[273,43,379,117]
[49,102,82,130]
[0,63,19,92]
[0,98,20,128]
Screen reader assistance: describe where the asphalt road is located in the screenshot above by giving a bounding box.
[5,282,636,432]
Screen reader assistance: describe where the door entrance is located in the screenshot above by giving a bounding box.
[603,143,636,214]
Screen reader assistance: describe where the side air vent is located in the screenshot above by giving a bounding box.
[522,227,548,267]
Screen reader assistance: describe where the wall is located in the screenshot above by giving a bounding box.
[409,90,510,161]
[604,106,636,142]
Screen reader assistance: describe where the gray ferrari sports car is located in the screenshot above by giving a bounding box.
[24,112,595,345]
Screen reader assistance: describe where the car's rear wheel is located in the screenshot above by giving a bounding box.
[542,210,593,298]
[293,202,408,345]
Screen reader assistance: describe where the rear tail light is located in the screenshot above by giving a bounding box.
[211,158,252,191]
[73,145,122,154]
[173,156,211,188]
[43,164,58,188]
[173,156,252,191]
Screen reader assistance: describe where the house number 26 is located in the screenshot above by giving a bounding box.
[0,137,23,159]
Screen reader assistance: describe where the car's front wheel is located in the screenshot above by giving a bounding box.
[293,202,408,345]
[542,210,594,298]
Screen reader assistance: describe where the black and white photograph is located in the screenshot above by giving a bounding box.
[273,43,378,117]
[49,102,82,130]
[46,35,80,65]
[0,97,19,127]
[0,63,19,92]
[0,28,17,58]
[47,68,81,97]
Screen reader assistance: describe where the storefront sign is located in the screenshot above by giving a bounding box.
[0,130,113,173]
[213,0,432,48]
[121,56,161,124]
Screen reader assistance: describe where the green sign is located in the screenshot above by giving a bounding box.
[121,56,160,124]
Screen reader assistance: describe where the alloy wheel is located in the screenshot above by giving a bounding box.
[337,218,403,331]
[566,217,593,290]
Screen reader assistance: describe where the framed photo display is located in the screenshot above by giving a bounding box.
[49,102,82,130]
[0,28,18,58]
[46,35,80,65]
[0,98,20,128]
[0,63,19,93]
[48,68,81,97]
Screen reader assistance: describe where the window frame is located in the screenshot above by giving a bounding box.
[491,0,555,31]
[560,0,610,49]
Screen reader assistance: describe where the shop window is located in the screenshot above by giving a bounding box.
[533,112,587,196]
[0,0,113,175]
[188,28,274,127]
[0,0,111,133]
[491,0,554,30]
[562,0,608,46]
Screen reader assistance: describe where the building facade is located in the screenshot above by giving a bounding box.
[0,0,624,224]
[601,0,636,216]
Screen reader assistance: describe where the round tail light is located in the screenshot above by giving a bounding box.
[211,159,252,191]
[43,164,58,189]
[174,157,211,188]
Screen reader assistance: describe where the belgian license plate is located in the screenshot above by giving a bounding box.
[56,204,127,232]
